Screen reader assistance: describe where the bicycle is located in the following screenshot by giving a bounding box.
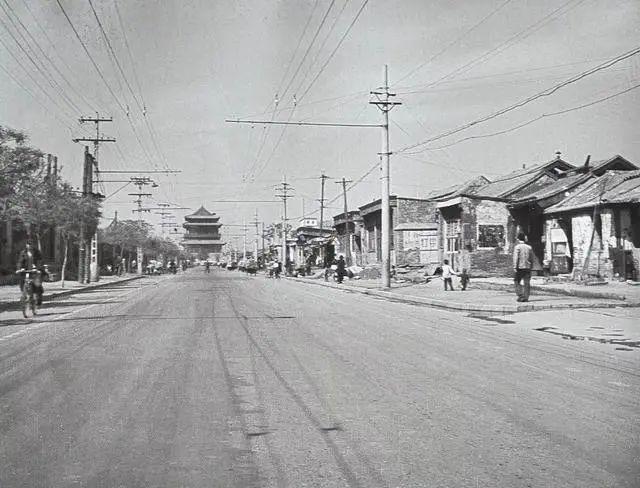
[16,268,40,318]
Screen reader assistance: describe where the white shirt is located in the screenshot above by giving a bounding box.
[442,264,456,278]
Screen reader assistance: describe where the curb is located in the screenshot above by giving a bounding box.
[473,281,630,301]
[0,275,146,313]
[287,277,640,314]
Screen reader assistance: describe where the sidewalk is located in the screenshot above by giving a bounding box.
[0,274,146,312]
[488,308,640,350]
[471,276,640,302]
[289,275,640,314]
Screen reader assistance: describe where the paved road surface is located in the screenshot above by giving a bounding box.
[1,269,638,487]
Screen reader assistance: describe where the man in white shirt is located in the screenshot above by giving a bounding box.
[441,259,457,291]
[513,232,534,302]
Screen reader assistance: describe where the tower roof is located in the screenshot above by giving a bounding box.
[187,205,215,217]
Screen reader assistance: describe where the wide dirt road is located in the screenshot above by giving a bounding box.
[1,269,638,487]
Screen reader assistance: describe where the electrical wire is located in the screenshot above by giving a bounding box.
[55,0,127,114]
[10,0,99,112]
[280,0,336,102]
[0,4,83,115]
[0,60,85,134]
[250,0,370,182]
[396,0,514,85]
[397,46,640,153]
[275,0,320,98]
[422,80,640,151]
[89,0,168,175]
[397,0,586,95]
[298,0,370,102]
[0,35,86,128]
[293,0,351,97]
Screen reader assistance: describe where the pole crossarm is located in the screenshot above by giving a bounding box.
[226,119,383,128]
[72,137,116,143]
[98,170,182,174]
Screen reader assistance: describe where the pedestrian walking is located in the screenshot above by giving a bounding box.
[442,259,457,291]
[513,232,534,302]
[459,268,470,291]
[336,255,346,284]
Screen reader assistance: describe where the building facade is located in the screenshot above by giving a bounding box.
[181,206,224,260]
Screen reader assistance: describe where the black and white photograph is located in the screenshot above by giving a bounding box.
[1,0,639,486]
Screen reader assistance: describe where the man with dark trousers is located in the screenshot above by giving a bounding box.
[513,232,533,302]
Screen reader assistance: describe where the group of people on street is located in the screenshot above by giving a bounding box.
[433,231,534,302]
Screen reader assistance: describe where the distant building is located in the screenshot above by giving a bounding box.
[182,206,224,260]
[358,196,439,270]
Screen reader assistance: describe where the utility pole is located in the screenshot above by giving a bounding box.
[155,202,173,236]
[73,113,115,283]
[318,172,330,230]
[252,210,260,264]
[370,65,401,288]
[130,176,155,274]
[242,218,247,261]
[77,147,94,284]
[275,176,294,266]
[336,177,353,265]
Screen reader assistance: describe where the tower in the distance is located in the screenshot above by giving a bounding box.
[182,206,224,261]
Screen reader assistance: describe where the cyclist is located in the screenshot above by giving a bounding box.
[16,241,45,305]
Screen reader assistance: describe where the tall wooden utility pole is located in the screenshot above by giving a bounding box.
[275,177,294,266]
[73,113,115,282]
[130,176,155,274]
[78,147,94,284]
[252,210,260,263]
[336,177,353,265]
[318,172,330,230]
[370,66,401,288]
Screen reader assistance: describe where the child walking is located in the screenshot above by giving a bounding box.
[441,259,457,291]
[459,268,470,290]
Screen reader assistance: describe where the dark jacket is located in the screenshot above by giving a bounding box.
[17,247,42,271]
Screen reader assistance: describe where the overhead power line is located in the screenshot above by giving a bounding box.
[249,0,370,181]
[280,0,336,101]
[55,0,126,113]
[397,46,640,153]
[298,0,370,102]
[275,0,320,98]
[0,3,83,115]
[397,0,587,94]
[89,0,170,174]
[226,119,381,127]
[293,0,352,97]
[396,0,514,85]
[423,80,640,151]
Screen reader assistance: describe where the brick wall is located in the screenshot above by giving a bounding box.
[394,199,438,267]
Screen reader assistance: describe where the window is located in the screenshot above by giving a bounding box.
[445,219,461,253]
[367,227,376,251]
[478,224,505,248]
[420,235,438,250]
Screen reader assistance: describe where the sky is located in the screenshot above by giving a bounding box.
[1,0,639,248]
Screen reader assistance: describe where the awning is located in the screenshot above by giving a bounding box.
[394,222,438,231]
[436,196,462,208]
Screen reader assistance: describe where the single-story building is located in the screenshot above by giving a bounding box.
[544,170,640,280]
[435,156,575,276]
[358,196,439,269]
[333,210,363,266]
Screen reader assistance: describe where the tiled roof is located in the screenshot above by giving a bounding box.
[186,206,217,218]
[510,173,593,203]
[545,170,640,213]
[470,159,574,199]
[424,175,489,200]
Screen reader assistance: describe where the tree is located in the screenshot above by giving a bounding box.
[51,183,101,287]
[0,125,45,238]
